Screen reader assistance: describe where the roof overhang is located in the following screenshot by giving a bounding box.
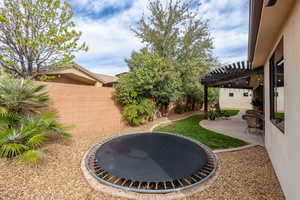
[248,0,295,68]
[48,72,97,85]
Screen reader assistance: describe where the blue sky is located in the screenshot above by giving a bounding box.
[70,0,249,75]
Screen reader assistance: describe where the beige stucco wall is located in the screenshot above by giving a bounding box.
[263,2,300,199]
[219,88,252,110]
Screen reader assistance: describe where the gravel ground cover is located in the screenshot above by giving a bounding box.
[0,112,284,200]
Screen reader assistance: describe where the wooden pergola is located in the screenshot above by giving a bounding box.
[200,61,264,117]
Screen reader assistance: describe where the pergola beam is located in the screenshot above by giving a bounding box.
[200,61,264,88]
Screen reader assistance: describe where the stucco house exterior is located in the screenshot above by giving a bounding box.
[201,0,299,199]
[249,0,299,199]
[38,62,118,87]
[219,88,252,110]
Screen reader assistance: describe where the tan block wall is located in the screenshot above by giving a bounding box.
[36,82,124,136]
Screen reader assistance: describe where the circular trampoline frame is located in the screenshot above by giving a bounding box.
[83,132,218,194]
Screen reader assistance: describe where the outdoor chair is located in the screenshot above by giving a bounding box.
[246,110,265,129]
[242,114,263,134]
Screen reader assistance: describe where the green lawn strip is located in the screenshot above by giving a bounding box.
[154,115,247,149]
[222,109,240,116]
[275,112,284,119]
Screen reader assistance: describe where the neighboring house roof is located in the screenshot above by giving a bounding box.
[40,62,118,84]
[92,73,119,84]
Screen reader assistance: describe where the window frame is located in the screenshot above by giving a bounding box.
[269,38,285,133]
[243,92,249,97]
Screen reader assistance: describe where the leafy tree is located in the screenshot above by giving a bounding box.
[0,0,88,78]
[132,0,216,110]
[125,48,150,70]
[116,52,183,106]
[133,0,192,60]
[116,52,183,121]
[208,87,219,104]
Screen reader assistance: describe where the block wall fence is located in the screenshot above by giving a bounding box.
[36,82,125,136]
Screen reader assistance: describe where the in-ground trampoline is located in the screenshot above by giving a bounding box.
[83,132,218,194]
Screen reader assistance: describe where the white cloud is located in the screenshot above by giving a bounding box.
[198,0,249,64]
[72,0,249,75]
[73,0,148,75]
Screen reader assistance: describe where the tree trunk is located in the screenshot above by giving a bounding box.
[191,97,196,111]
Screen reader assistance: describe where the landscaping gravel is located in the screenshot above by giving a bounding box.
[0,112,284,200]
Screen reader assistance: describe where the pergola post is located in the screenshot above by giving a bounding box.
[204,85,208,119]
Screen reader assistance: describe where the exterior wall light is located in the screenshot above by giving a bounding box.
[265,0,277,7]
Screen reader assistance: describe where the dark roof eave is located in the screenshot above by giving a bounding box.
[248,0,264,64]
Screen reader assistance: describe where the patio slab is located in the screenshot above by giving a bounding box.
[200,110,265,146]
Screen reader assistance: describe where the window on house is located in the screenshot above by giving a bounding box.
[243,92,249,97]
[269,38,285,133]
[229,92,234,97]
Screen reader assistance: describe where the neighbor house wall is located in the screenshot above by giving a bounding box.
[263,2,300,199]
[37,82,125,136]
[219,88,252,110]
[47,68,103,87]
[49,76,93,86]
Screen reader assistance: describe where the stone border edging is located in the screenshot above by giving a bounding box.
[212,144,258,153]
[149,112,259,153]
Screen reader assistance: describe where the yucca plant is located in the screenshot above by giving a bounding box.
[0,75,70,164]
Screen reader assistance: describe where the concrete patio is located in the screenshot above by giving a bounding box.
[200,110,265,146]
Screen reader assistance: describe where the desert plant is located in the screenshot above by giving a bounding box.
[20,150,43,165]
[122,99,156,126]
[0,78,49,114]
[0,112,70,158]
[0,75,70,164]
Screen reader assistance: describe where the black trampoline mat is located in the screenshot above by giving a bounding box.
[95,132,208,182]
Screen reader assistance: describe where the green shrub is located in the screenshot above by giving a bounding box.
[0,75,70,164]
[207,109,219,120]
[115,52,183,107]
[174,104,185,114]
[122,99,156,126]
